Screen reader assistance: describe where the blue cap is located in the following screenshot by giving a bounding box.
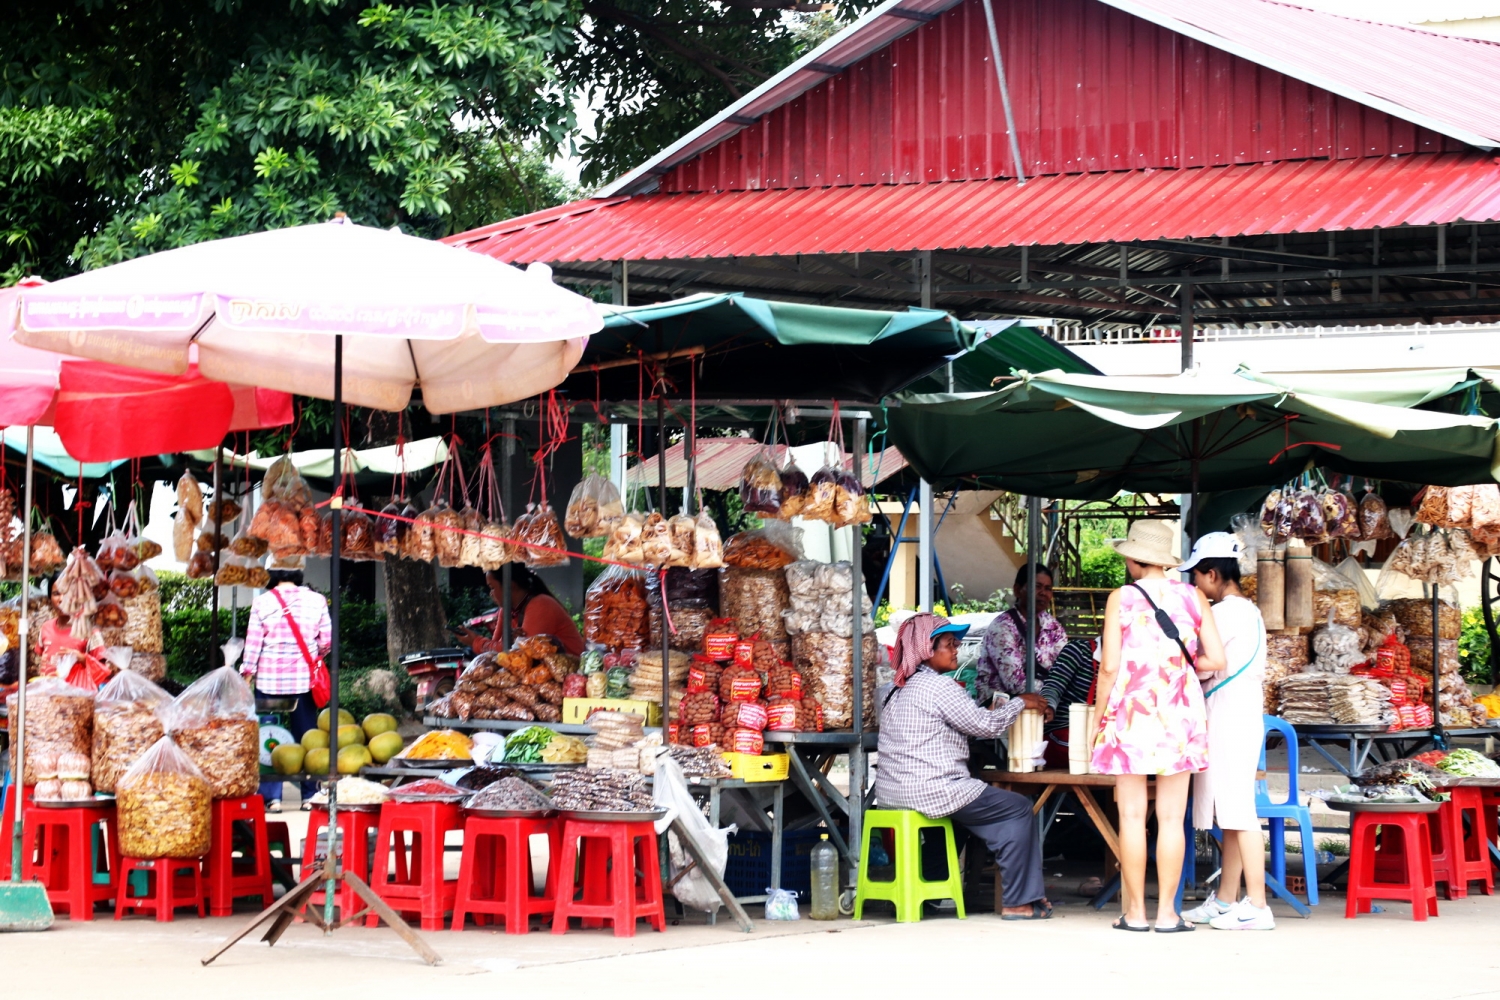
[931,622,971,641]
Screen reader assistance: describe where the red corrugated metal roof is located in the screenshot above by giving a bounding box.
[449,152,1500,264]
[658,0,1464,195]
[1106,0,1500,149]
[626,439,908,491]
[600,0,1500,197]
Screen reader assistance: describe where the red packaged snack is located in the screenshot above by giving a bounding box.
[732,639,756,666]
[562,674,588,699]
[730,728,764,755]
[667,722,682,745]
[692,723,716,747]
[765,698,799,732]
[704,621,738,661]
[722,700,768,731]
[719,661,762,703]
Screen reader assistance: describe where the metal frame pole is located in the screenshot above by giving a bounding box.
[657,397,670,732]
[849,416,867,867]
[209,453,223,666]
[323,335,344,930]
[1025,495,1040,693]
[1432,582,1447,748]
[918,479,934,612]
[9,427,34,881]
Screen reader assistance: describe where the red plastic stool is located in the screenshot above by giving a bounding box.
[452,814,561,933]
[1428,786,1494,900]
[202,794,274,916]
[301,806,381,923]
[1346,810,1439,921]
[365,800,461,931]
[21,801,120,920]
[0,784,35,880]
[551,818,665,937]
[114,857,207,921]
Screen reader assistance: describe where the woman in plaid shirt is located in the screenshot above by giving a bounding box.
[242,568,332,810]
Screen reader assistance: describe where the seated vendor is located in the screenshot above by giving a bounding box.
[1040,637,1100,769]
[876,612,1053,920]
[976,564,1067,705]
[454,564,585,655]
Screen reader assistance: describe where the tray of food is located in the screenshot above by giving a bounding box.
[1327,799,1442,814]
[34,797,115,810]
[465,807,556,819]
[561,807,668,823]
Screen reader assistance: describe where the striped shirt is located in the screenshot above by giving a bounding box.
[1041,637,1099,733]
[875,666,1026,817]
[242,584,332,695]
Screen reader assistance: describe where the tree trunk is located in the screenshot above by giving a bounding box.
[383,558,449,664]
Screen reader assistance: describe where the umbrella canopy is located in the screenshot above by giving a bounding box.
[575,292,975,402]
[0,281,292,462]
[9,218,602,413]
[888,369,1500,500]
[901,320,1099,394]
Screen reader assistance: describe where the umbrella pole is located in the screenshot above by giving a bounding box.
[502,417,514,651]
[202,336,437,967]
[1,425,50,930]
[209,451,223,667]
[1432,584,1447,749]
[657,397,669,734]
[324,335,343,931]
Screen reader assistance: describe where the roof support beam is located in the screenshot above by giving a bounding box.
[1132,239,1340,269]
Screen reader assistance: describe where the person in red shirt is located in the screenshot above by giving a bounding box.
[455,564,584,655]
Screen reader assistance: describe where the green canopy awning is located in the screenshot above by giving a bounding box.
[1236,366,1479,408]
[904,322,1099,393]
[566,292,976,402]
[888,369,1500,500]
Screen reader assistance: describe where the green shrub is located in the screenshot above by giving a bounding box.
[1459,605,1494,685]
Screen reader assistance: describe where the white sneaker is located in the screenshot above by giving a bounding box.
[1181,892,1232,924]
[1209,900,1276,931]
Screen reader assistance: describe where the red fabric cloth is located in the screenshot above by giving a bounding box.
[486,594,585,655]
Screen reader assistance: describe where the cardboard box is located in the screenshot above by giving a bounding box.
[561,697,662,727]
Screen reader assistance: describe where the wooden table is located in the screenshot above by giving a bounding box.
[983,770,1127,862]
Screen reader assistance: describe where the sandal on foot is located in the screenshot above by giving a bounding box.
[1112,916,1150,932]
[1154,918,1196,933]
[1001,900,1053,921]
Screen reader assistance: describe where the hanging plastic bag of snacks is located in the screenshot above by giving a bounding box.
[739,447,784,516]
[228,527,269,559]
[1415,485,1452,527]
[722,521,803,570]
[375,500,405,557]
[340,506,380,561]
[427,500,464,568]
[1471,484,1500,542]
[666,512,696,568]
[641,512,672,567]
[1446,485,1477,529]
[29,512,66,574]
[177,471,205,526]
[403,498,435,562]
[1287,487,1327,540]
[693,510,723,570]
[565,473,626,539]
[778,455,809,519]
[1358,486,1393,541]
[1321,488,1360,539]
[522,501,569,568]
[603,511,646,564]
[832,465,869,528]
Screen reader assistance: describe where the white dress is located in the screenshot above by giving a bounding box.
[1192,595,1267,831]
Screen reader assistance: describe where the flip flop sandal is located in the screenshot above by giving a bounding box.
[1154,919,1196,933]
[1001,901,1054,921]
[1112,916,1150,932]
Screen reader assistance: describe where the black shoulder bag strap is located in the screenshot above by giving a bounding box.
[1129,582,1196,668]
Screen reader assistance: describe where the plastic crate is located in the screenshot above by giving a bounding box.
[723,829,838,899]
[560,697,661,726]
[722,751,789,782]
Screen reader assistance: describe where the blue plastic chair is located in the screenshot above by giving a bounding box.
[1259,715,1318,907]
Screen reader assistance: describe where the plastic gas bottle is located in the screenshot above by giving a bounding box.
[810,833,839,920]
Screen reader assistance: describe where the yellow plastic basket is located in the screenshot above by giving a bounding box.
[722,752,790,782]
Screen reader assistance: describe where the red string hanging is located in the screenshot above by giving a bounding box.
[528,390,571,505]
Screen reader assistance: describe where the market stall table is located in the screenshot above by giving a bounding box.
[764,731,875,872]
[1292,725,1498,778]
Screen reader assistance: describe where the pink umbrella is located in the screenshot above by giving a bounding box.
[0,280,293,461]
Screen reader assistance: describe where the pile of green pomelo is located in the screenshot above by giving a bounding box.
[269,710,403,775]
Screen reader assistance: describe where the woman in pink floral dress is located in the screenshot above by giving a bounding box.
[1091,521,1226,932]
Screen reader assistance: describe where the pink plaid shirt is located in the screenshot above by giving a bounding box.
[242,584,332,695]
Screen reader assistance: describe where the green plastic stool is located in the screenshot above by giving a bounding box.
[854,809,966,922]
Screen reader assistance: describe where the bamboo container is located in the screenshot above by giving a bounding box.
[1257,549,1285,630]
[1284,541,1314,629]
[1007,708,1045,773]
[1068,703,1090,774]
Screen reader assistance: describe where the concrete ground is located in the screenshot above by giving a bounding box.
[12,880,1500,1000]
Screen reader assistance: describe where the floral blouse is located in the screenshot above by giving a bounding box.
[976,608,1068,702]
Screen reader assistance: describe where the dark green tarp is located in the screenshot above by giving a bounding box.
[888,369,1500,500]
[566,292,976,402]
